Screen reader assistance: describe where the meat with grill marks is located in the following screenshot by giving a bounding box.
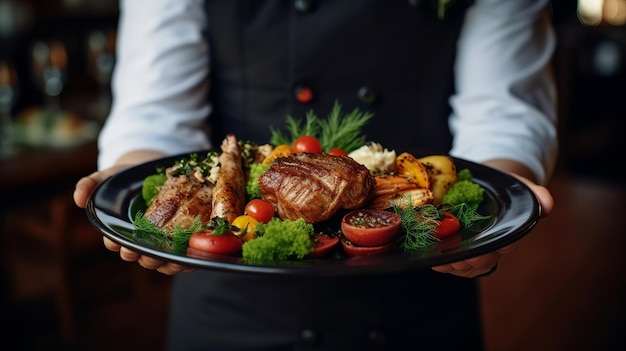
[258,153,376,223]
[210,134,246,223]
[142,167,214,234]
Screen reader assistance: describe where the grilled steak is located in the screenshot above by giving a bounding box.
[258,153,376,223]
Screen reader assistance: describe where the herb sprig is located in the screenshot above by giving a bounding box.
[269,101,373,153]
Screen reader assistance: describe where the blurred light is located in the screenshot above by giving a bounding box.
[593,40,621,75]
[578,0,626,25]
[579,0,605,25]
[604,0,626,25]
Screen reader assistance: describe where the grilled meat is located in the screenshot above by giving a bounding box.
[210,134,246,223]
[258,153,376,223]
[143,167,214,234]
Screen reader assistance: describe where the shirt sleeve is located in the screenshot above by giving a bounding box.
[97,0,211,169]
[448,0,558,185]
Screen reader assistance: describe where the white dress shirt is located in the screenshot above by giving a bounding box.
[98,0,557,184]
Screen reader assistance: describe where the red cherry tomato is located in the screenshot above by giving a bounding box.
[327,148,348,157]
[244,199,275,224]
[340,237,398,257]
[341,210,401,247]
[307,234,340,258]
[187,229,242,256]
[431,212,461,239]
[293,135,323,154]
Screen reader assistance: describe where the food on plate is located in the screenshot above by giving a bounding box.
[341,210,401,247]
[307,234,340,258]
[132,104,491,263]
[241,218,314,261]
[292,135,323,154]
[418,155,458,205]
[258,152,376,223]
[187,218,242,257]
[442,168,485,210]
[142,153,218,233]
[369,175,433,210]
[340,237,399,257]
[244,199,275,224]
[348,142,397,174]
[210,134,247,223]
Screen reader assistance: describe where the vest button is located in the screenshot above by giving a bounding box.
[357,86,377,105]
[294,0,314,12]
[300,329,318,344]
[294,85,314,103]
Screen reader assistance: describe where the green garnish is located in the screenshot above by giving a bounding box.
[241,217,314,262]
[269,101,373,153]
[141,173,167,205]
[133,213,208,254]
[170,151,220,183]
[392,200,441,252]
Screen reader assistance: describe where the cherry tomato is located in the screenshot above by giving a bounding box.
[187,229,242,256]
[244,199,275,224]
[431,212,461,239]
[293,135,323,154]
[340,237,398,257]
[341,210,401,247]
[327,148,348,157]
[307,234,340,258]
[231,215,259,242]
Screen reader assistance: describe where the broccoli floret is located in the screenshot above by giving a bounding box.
[241,217,314,261]
[456,168,473,182]
[246,163,270,200]
[442,170,484,209]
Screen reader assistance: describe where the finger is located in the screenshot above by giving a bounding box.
[119,246,141,262]
[496,243,517,255]
[137,255,166,270]
[73,172,104,208]
[157,262,195,275]
[103,237,121,252]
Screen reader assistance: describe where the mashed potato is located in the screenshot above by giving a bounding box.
[348,142,396,174]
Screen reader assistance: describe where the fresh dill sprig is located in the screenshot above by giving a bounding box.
[269,111,320,146]
[133,213,208,254]
[391,197,440,252]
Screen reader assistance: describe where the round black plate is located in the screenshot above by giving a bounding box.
[86,152,540,276]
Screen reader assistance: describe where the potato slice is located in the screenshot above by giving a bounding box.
[395,152,430,189]
[418,155,457,205]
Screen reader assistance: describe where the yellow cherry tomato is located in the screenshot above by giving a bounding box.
[231,215,260,242]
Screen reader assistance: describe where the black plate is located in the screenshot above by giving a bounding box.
[86,151,540,276]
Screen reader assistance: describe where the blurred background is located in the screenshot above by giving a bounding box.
[0,0,624,350]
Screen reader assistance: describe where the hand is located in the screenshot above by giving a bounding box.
[431,166,554,278]
[73,151,196,275]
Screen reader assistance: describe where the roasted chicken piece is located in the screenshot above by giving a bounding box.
[210,134,246,223]
[143,167,214,234]
[258,153,376,223]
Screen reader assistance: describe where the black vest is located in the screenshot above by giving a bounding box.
[165,2,483,350]
[205,0,470,153]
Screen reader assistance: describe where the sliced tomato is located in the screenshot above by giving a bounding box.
[431,212,461,239]
[244,199,275,224]
[293,135,323,154]
[341,209,401,247]
[327,148,348,157]
[307,234,340,258]
[187,229,242,256]
[340,237,397,257]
